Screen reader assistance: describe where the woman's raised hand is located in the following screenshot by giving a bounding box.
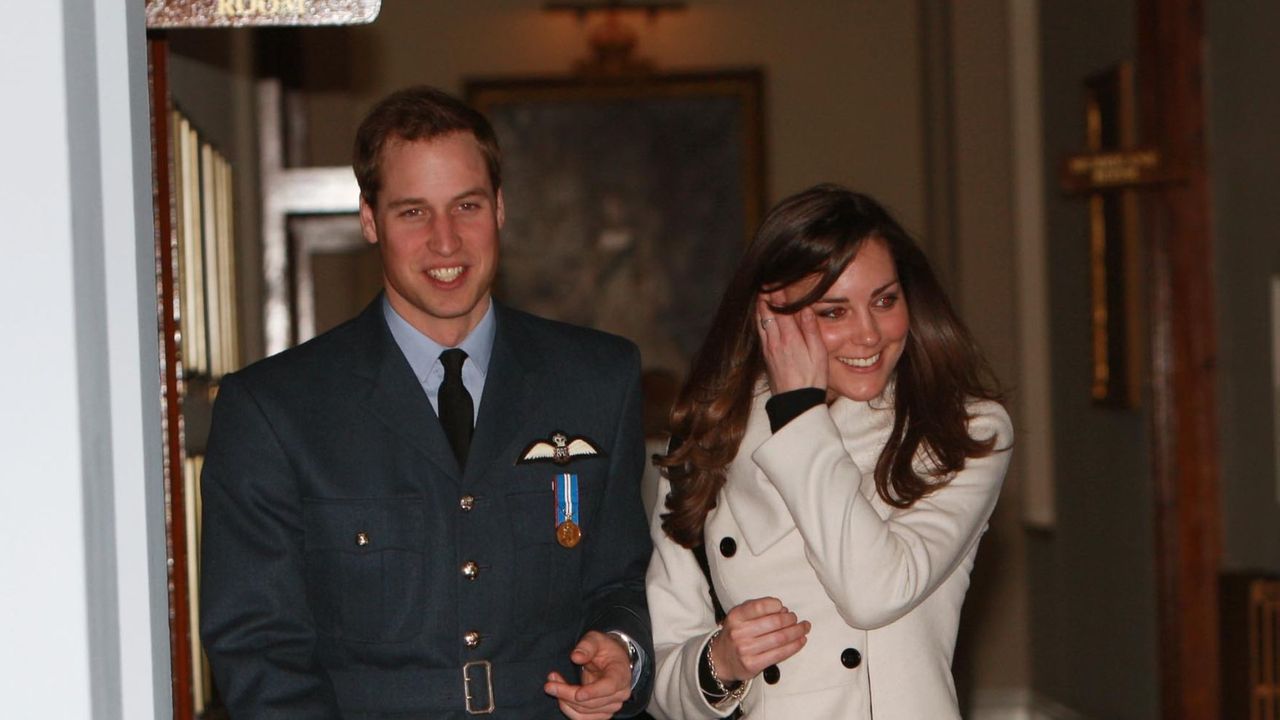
[757,292,828,394]
[709,597,811,683]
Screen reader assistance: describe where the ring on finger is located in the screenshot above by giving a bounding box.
[760,316,773,329]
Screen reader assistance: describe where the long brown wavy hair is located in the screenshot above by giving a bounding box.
[659,184,1003,548]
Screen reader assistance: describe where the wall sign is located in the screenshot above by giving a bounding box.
[146,0,380,28]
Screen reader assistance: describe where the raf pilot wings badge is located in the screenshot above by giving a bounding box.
[517,431,603,465]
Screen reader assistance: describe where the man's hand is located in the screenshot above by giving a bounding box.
[544,630,633,720]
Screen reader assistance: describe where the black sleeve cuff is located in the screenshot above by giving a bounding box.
[765,388,826,432]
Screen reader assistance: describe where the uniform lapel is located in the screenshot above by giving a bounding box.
[464,303,538,484]
[348,298,463,482]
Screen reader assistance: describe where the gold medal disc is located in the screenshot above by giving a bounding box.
[556,520,581,548]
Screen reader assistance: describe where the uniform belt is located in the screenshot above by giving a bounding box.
[329,656,566,715]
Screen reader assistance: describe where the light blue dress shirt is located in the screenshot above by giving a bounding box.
[382,296,496,424]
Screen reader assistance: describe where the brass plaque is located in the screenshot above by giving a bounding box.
[1061,148,1169,194]
[146,0,380,28]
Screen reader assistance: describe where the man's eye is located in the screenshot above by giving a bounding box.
[401,208,423,218]
[458,202,480,212]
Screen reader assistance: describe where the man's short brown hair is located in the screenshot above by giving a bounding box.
[353,85,502,207]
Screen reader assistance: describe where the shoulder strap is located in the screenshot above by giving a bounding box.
[692,542,727,623]
[667,433,729,623]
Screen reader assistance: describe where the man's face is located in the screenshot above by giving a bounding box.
[360,132,504,346]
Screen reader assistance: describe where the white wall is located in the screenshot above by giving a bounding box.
[0,1,170,718]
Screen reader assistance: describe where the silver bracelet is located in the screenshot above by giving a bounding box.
[706,629,749,705]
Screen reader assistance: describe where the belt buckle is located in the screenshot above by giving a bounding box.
[463,660,495,715]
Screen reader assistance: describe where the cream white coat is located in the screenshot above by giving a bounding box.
[645,390,1013,719]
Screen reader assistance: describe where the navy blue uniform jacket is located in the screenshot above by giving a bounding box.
[200,299,654,718]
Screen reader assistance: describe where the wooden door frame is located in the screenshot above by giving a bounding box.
[147,34,198,720]
[1137,0,1222,718]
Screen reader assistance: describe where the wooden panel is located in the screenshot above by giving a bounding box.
[148,36,195,720]
[1136,0,1223,718]
[1222,575,1280,720]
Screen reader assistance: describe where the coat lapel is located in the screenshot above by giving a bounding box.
[348,299,462,482]
[464,303,538,485]
[724,389,796,556]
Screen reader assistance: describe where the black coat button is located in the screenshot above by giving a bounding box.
[762,664,780,684]
[841,648,862,668]
[719,537,737,557]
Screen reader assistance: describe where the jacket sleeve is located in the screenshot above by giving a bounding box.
[751,400,1013,629]
[644,476,740,720]
[578,344,656,716]
[199,374,342,719]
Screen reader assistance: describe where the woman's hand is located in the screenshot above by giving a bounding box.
[757,292,828,394]
[710,597,811,683]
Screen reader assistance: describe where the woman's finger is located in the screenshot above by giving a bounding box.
[728,616,808,657]
[772,307,803,346]
[726,597,785,623]
[743,635,809,675]
[724,609,798,639]
[796,306,823,349]
[757,296,779,343]
[737,620,811,663]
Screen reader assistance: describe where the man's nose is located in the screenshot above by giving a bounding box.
[427,215,461,255]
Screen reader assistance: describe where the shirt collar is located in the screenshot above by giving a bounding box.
[382,295,497,380]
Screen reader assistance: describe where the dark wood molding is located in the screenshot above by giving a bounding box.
[1136,0,1222,718]
[148,34,195,720]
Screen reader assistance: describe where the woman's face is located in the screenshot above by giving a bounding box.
[780,238,910,402]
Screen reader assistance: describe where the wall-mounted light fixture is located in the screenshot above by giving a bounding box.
[544,1,687,75]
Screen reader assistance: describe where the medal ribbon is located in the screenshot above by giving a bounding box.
[555,473,578,527]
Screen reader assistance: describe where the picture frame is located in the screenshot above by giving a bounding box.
[466,70,766,377]
[1273,274,1280,505]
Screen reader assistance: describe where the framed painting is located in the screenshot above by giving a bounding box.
[467,70,766,377]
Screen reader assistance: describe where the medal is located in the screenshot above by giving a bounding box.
[554,473,581,548]
[556,520,581,548]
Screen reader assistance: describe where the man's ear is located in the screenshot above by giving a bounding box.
[359,196,379,245]
[495,188,506,230]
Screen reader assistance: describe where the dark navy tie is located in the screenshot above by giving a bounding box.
[438,348,473,468]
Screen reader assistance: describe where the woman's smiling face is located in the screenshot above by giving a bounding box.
[780,238,909,402]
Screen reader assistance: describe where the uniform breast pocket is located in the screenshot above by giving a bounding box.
[506,489,572,631]
[302,497,427,643]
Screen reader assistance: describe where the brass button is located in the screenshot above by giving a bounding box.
[463,630,481,648]
[355,532,370,547]
[461,560,479,580]
[460,495,476,512]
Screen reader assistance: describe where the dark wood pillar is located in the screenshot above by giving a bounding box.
[148,35,196,720]
[1136,1,1222,718]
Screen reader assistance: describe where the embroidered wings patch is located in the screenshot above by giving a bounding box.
[517,431,603,465]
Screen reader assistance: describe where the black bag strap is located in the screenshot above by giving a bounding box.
[666,434,729,623]
[666,435,743,718]
[692,542,727,623]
